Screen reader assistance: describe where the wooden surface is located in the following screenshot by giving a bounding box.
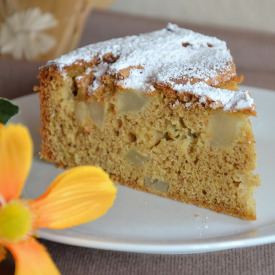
[0,9,275,275]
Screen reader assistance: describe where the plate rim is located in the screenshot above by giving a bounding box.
[37,225,275,254]
[13,85,275,254]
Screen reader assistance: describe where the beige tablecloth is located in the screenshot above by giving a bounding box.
[0,10,275,275]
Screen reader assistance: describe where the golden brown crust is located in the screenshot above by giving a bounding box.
[38,63,255,116]
[38,65,63,163]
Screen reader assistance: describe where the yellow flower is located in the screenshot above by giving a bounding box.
[0,123,117,275]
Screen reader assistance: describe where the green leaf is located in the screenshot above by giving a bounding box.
[0,98,19,124]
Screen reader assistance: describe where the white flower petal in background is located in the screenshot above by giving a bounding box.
[23,8,57,32]
[26,33,56,60]
[0,7,58,60]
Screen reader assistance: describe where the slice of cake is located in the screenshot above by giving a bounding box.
[37,24,259,220]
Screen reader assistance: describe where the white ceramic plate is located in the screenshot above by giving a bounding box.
[12,86,275,254]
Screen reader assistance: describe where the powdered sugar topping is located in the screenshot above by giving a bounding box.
[173,82,255,112]
[50,23,233,87]
[47,24,255,112]
[88,63,108,93]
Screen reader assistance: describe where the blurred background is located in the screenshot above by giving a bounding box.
[0,0,274,61]
[111,0,274,34]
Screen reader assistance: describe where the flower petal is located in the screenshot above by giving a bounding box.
[29,166,117,229]
[0,124,33,201]
[0,245,6,262]
[6,237,60,275]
